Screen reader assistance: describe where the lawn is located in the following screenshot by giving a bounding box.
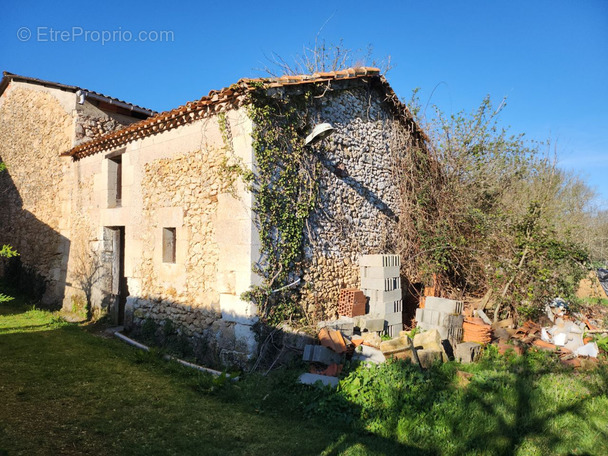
[0,292,411,456]
[1,287,607,455]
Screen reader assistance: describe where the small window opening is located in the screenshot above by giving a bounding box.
[163,228,176,263]
[108,154,123,207]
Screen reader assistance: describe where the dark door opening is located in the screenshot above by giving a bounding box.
[403,280,423,329]
[107,226,128,325]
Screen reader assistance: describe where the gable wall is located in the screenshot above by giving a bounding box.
[0,81,152,307]
[299,83,403,320]
[74,99,142,146]
[0,82,75,305]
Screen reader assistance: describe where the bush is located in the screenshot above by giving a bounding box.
[395,96,591,320]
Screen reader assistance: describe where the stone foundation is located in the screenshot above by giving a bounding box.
[125,296,257,368]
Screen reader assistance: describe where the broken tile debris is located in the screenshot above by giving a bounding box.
[299,272,607,389]
[310,363,343,377]
[318,327,347,354]
[462,317,492,344]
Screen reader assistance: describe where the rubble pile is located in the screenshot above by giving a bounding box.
[297,254,607,388]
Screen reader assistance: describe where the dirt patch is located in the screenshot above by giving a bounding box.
[576,272,607,299]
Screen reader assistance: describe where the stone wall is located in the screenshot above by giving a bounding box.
[64,108,259,367]
[75,115,125,145]
[124,113,259,367]
[0,83,73,306]
[299,82,402,319]
[74,100,142,145]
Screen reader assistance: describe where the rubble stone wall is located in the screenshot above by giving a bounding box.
[0,83,74,305]
[74,101,142,145]
[65,108,258,367]
[300,83,402,319]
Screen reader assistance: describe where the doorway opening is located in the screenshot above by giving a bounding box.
[105,226,128,325]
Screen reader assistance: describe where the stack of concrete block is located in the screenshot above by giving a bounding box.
[360,254,403,337]
[446,315,465,347]
[415,297,464,341]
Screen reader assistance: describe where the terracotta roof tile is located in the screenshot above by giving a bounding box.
[64,67,424,159]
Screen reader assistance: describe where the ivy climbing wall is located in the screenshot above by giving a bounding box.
[245,79,405,324]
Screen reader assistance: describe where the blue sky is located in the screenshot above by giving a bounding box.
[2,0,607,207]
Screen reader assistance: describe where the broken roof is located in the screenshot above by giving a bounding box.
[0,71,157,118]
[63,67,427,160]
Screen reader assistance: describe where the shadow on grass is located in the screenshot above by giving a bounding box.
[442,348,608,455]
[333,347,608,455]
[321,432,438,456]
[0,323,59,333]
[0,279,37,317]
[2,301,607,455]
[0,322,426,456]
[0,304,29,317]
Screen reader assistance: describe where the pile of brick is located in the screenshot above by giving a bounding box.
[300,324,454,388]
[299,326,389,387]
[300,327,348,387]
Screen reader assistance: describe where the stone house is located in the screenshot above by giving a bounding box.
[0,72,154,305]
[0,68,426,366]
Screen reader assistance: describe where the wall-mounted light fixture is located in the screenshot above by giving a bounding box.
[304,123,335,146]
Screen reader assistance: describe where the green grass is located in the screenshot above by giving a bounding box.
[0,292,411,456]
[578,296,608,307]
[1,285,607,455]
[335,348,608,455]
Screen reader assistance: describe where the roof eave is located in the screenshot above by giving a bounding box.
[0,71,156,117]
[64,67,429,160]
